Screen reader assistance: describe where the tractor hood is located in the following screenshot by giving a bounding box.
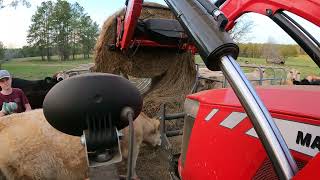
[179,85,320,179]
[187,85,320,120]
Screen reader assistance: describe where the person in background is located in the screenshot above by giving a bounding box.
[0,70,31,117]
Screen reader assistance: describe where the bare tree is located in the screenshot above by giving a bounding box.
[229,14,254,43]
[262,37,283,64]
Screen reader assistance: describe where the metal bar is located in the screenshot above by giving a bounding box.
[199,76,224,83]
[272,12,320,68]
[191,64,200,93]
[161,133,172,150]
[126,112,134,180]
[166,130,183,137]
[164,0,238,71]
[198,64,285,86]
[257,67,263,85]
[280,68,287,85]
[160,104,166,136]
[164,113,186,121]
[260,78,283,81]
[223,76,228,88]
[281,12,320,48]
[220,55,298,179]
[271,67,276,85]
[230,65,287,85]
[196,0,218,15]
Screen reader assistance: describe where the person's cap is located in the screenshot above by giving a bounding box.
[0,70,11,79]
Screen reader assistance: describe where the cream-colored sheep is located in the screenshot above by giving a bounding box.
[0,109,87,180]
[286,68,301,85]
[0,109,161,180]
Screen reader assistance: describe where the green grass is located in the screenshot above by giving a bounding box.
[1,56,92,79]
[196,55,320,79]
[3,54,320,80]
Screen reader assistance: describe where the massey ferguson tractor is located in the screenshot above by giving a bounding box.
[43,0,320,179]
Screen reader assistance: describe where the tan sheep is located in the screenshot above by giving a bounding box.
[0,109,161,180]
[0,109,87,180]
[286,68,301,85]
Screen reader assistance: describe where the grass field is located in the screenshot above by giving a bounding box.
[1,56,93,79]
[196,55,320,78]
[2,54,319,79]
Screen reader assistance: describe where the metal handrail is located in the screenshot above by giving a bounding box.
[196,64,287,89]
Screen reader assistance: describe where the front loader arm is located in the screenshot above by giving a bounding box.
[220,0,320,31]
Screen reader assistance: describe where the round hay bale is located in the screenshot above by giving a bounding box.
[93,2,196,117]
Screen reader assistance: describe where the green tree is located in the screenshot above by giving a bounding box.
[21,46,41,57]
[51,0,72,60]
[79,15,99,59]
[238,43,246,57]
[27,1,54,61]
[70,2,84,60]
[245,43,262,58]
[0,41,5,60]
[279,45,298,59]
[3,48,23,59]
[26,1,98,60]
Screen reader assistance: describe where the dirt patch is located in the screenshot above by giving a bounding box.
[117,135,183,180]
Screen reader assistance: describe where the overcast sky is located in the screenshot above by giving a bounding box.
[0,0,319,48]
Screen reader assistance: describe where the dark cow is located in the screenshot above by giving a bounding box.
[293,79,320,85]
[12,77,59,109]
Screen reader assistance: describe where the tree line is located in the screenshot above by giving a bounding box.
[0,42,307,61]
[26,0,99,61]
[238,43,304,61]
[0,42,4,60]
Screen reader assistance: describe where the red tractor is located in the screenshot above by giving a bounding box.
[44,0,320,179]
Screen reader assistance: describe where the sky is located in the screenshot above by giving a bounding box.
[0,0,319,48]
